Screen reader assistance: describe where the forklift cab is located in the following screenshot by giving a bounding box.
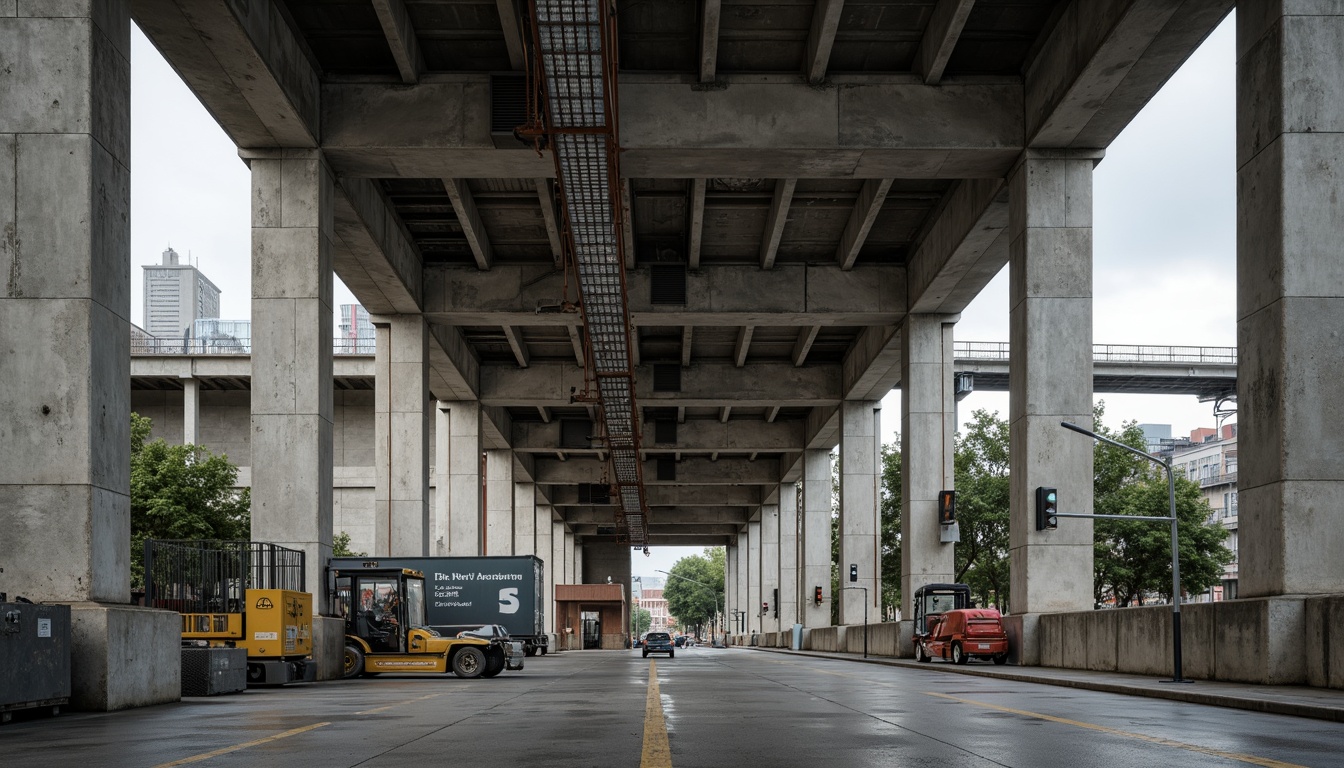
[333,568,432,653]
[912,583,972,636]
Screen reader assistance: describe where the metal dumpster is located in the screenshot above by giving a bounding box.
[1,602,71,723]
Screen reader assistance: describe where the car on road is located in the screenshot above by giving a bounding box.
[915,608,1008,665]
[642,631,675,658]
[673,635,687,648]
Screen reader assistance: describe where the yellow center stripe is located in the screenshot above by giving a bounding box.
[150,722,330,767]
[355,692,443,715]
[641,660,673,768]
[923,692,1307,768]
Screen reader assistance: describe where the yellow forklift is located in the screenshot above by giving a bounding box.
[330,565,522,679]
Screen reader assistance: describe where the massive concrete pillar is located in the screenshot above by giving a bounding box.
[248,150,336,603]
[514,482,536,556]
[1237,2,1344,597]
[537,506,555,632]
[182,377,201,446]
[724,542,738,637]
[735,530,749,634]
[779,483,799,629]
[840,401,882,626]
[437,401,483,555]
[484,450,514,554]
[760,504,780,634]
[373,316,429,556]
[0,1,178,710]
[1007,150,1097,662]
[800,449,832,628]
[565,530,575,583]
[748,520,762,634]
[901,315,958,617]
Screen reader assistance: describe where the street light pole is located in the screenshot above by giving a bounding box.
[656,569,724,646]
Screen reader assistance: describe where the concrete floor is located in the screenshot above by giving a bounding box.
[2,647,1342,767]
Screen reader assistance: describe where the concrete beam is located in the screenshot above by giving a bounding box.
[837,178,894,270]
[688,178,707,270]
[424,264,906,326]
[646,535,736,546]
[563,507,749,524]
[572,524,741,537]
[480,361,840,408]
[843,325,903,401]
[536,179,565,267]
[503,326,530,368]
[566,325,586,367]
[622,180,636,270]
[681,326,694,367]
[535,457,780,486]
[906,179,1010,314]
[514,419,803,453]
[330,176,423,315]
[805,0,845,83]
[760,179,797,269]
[442,178,493,270]
[917,0,976,85]
[700,0,722,84]
[495,0,527,71]
[131,0,319,147]
[547,485,763,507]
[793,326,820,367]
[734,327,754,367]
[428,323,480,401]
[372,0,424,84]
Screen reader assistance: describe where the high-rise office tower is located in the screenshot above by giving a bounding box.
[142,247,221,339]
[339,304,376,353]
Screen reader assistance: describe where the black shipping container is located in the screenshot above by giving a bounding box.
[328,556,548,652]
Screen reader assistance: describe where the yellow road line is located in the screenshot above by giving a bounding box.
[641,660,672,768]
[150,722,330,767]
[923,692,1307,768]
[355,692,443,715]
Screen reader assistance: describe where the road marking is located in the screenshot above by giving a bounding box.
[641,660,672,768]
[150,722,330,767]
[355,692,443,715]
[923,692,1307,768]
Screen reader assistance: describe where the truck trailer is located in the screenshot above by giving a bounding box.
[328,556,549,656]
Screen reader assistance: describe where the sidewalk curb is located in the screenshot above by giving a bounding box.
[736,646,1344,723]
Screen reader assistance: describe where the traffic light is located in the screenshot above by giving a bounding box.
[1036,486,1058,531]
[761,601,769,616]
[938,490,957,525]
[814,586,824,605]
[849,563,858,582]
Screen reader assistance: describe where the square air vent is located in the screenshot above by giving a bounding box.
[656,458,676,482]
[490,74,528,149]
[653,363,681,392]
[560,419,593,449]
[650,264,687,305]
[578,483,611,505]
[654,418,676,445]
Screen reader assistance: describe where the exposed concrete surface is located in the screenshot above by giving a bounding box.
[313,616,345,681]
[67,603,180,711]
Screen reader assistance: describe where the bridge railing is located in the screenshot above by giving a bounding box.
[955,342,1235,365]
[132,337,373,356]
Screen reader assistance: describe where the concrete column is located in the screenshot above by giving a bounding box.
[373,316,429,557]
[565,530,575,584]
[1237,2,1344,597]
[572,537,583,583]
[484,450,514,555]
[249,149,336,602]
[438,401,483,556]
[736,530,749,634]
[800,449,832,628]
[1007,150,1097,644]
[182,377,201,446]
[901,315,958,617]
[748,520,762,634]
[0,1,179,710]
[514,483,536,556]
[760,504,780,634]
[840,401,881,626]
[537,506,554,632]
[724,543,738,636]
[779,483,799,628]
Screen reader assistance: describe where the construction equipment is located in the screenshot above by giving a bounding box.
[143,540,316,686]
[330,565,522,679]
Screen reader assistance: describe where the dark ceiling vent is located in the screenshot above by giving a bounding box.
[578,483,611,505]
[653,363,681,392]
[650,264,687,305]
[490,74,528,149]
[654,418,677,445]
[560,419,593,449]
[656,458,676,482]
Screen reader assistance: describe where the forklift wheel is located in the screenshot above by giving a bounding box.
[343,646,366,679]
[452,646,487,678]
[524,643,537,657]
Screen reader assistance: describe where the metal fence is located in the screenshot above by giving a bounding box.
[131,338,373,356]
[955,341,1235,365]
[143,540,306,614]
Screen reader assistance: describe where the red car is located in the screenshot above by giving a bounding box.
[915,608,1009,665]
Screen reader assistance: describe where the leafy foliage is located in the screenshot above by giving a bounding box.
[952,410,1012,610]
[130,413,250,588]
[879,442,902,615]
[633,607,652,636]
[663,548,725,632]
[333,531,365,557]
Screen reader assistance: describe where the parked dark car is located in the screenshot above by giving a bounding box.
[642,631,674,658]
[673,635,687,648]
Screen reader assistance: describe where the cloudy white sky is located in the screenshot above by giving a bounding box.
[128,13,1238,579]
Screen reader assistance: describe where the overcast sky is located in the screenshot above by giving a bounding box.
[128,14,1237,579]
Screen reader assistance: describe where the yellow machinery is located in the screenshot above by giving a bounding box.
[331,567,520,679]
[145,540,316,685]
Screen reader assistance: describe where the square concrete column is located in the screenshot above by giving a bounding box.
[565,530,575,583]
[759,504,780,634]
[1007,150,1097,637]
[736,530,750,634]
[0,1,180,710]
[840,401,882,626]
[725,543,738,635]
[572,535,583,583]
[537,506,554,632]
[800,449,832,628]
[182,377,201,446]
[514,482,536,556]
[436,401,483,555]
[373,316,428,557]
[747,520,762,634]
[1237,2,1344,596]
[778,483,799,628]
[901,315,958,617]
[484,450,514,555]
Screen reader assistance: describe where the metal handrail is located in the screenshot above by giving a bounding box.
[955,341,1235,365]
[131,338,372,356]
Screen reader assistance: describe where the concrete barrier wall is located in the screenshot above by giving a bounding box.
[806,626,842,652]
[842,623,899,656]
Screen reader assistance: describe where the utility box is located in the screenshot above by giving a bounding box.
[1,602,71,723]
[181,647,248,696]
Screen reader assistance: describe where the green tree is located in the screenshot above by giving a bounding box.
[878,442,902,616]
[952,410,1012,610]
[130,413,250,588]
[663,548,725,631]
[633,607,652,636]
[333,531,365,557]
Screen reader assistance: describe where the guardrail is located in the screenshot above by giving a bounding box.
[132,338,373,356]
[956,341,1236,365]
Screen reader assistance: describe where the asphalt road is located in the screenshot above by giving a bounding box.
[2,647,1341,767]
